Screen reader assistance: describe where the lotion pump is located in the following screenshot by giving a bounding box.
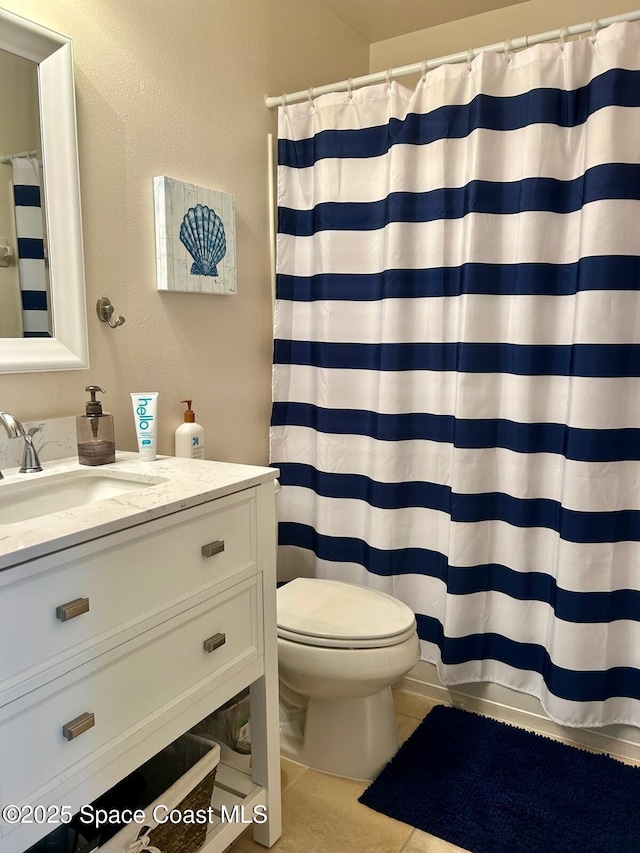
[77,385,116,466]
[175,399,205,459]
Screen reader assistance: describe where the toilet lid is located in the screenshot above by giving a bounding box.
[277,578,416,649]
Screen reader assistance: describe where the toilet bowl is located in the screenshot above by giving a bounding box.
[277,577,420,780]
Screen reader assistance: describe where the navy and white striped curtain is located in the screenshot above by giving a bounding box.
[271,22,640,728]
[13,156,50,338]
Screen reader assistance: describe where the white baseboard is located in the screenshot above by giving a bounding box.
[396,661,640,765]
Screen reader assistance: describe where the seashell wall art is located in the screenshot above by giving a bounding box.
[153,176,237,294]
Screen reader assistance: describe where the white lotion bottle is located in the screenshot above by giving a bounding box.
[175,399,205,459]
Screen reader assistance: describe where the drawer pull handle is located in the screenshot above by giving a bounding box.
[202,540,225,559]
[62,712,95,741]
[56,598,90,622]
[203,632,226,654]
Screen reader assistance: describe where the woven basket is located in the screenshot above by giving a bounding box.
[99,739,220,853]
[142,764,217,853]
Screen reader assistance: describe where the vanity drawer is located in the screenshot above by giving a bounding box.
[0,490,256,693]
[0,575,260,808]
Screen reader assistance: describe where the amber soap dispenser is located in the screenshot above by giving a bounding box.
[77,385,116,466]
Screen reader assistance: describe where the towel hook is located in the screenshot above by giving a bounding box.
[96,297,125,329]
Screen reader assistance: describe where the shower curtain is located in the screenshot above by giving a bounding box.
[271,21,640,728]
[12,156,49,337]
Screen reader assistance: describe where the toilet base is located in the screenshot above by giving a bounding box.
[280,686,399,780]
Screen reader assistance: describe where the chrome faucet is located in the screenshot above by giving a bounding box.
[0,412,43,479]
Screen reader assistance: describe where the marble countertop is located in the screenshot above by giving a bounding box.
[0,452,278,571]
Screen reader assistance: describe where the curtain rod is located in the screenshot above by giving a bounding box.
[265,10,640,108]
[0,149,37,165]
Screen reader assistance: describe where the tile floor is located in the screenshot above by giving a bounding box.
[230,690,469,853]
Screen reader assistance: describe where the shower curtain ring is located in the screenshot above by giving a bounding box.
[421,60,428,83]
[281,94,289,116]
[386,68,392,88]
[504,38,513,63]
[347,78,354,100]
[308,87,314,104]
[590,20,598,43]
[558,27,567,51]
[466,49,474,72]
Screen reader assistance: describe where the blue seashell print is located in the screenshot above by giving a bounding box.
[179,204,227,276]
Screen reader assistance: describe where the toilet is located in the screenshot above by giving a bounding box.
[276,577,420,780]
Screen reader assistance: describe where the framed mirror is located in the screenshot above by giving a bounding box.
[0,8,87,372]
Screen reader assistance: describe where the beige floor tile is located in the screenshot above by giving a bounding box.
[229,828,252,851]
[392,689,439,721]
[229,760,307,850]
[396,712,421,745]
[233,768,413,853]
[280,757,307,792]
[402,829,472,853]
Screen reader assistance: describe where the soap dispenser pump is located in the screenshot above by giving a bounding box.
[77,385,116,466]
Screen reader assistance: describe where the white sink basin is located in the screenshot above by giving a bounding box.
[0,469,167,525]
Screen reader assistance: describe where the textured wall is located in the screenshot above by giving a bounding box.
[0,0,368,464]
[370,0,640,72]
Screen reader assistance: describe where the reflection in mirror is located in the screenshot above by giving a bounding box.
[0,47,50,339]
[0,8,87,372]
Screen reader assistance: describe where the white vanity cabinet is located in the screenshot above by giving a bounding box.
[0,459,281,853]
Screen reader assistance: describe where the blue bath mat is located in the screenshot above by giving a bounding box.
[359,705,640,853]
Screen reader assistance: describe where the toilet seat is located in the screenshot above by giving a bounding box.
[277,578,417,649]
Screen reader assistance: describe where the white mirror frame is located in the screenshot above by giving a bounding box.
[0,8,87,373]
